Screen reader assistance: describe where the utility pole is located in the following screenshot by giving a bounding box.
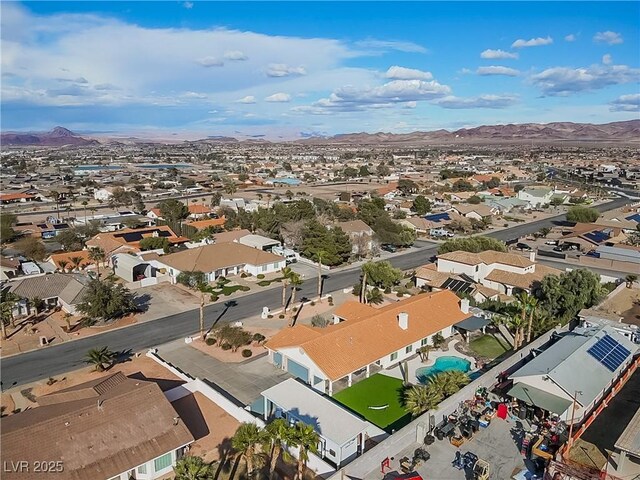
[566,390,583,452]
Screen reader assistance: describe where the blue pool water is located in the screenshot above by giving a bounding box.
[416,356,472,383]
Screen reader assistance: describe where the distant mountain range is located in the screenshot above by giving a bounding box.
[1,126,99,146]
[2,120,639,147]
[295,120,640,145]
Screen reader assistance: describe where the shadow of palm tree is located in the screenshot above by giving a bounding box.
[206,300,238,336]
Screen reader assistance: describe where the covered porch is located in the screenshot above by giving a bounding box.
[329,362,383,396]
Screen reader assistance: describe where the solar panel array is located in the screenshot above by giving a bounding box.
[425,212,450,223]
[583,230,610,244]
[587,334,631,372]
[442,277,474,294]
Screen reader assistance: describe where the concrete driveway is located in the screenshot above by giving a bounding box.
[134,283,200,322]
[157,340,291,405]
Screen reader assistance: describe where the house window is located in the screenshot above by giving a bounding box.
[390,352,398,361]
[405,345,413,354]
[137,464,147,474]
[154,452,172,472]
[421,338,428,346]
[329,449,336,457]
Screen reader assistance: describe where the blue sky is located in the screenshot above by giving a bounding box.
[1,1,639,139]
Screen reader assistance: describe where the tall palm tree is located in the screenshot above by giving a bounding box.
[314,250,326,302]
[232,422,266,479]
[81,200,89,223]
[508,314,526,349]
[69,255,85,271]
[84,346,116,372]
[88,248,106,278]
[434,371,471,396]
[173,455,214,480]
[526,296,539,343]
[404,385,442,417]
[1,291,20,328]
[516,292,534,347]
[290,422,319,480]
[280,266,293,310]
[264,419,294,479]
[51,191,61,220]
[289,272,303,313]
[57,259,69,273]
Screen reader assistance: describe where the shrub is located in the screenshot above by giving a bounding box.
[210,294,219,302]
[311,314,330,328]
[46,377,57,386]
[292,307,298,313]
[221,343,232,351]
[257,280,271,287]
[242,349,253,358]
[240,272,248,278]
[279,314,285,319]
[252,333,266,344]
[205,338,216,346]
[267,314,273,319]
[310,301,316,306]
[240,286,250,292]
[384,287,392,294]
[257,274,265,279]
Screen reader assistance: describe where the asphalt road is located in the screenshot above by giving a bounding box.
[1,197,629,389]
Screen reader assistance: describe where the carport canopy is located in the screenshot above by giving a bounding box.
[455,315,490,332]
[508,382,572,415]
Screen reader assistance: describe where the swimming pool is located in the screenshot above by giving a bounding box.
[416,356,472,383]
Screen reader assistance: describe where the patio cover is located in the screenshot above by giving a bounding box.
[508,383,572,415]
[454,315,490,332]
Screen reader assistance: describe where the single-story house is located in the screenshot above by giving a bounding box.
[86,226,189,256]
[112,253,165,283]
[447,204,498,220]
[0,256,20,281]
[1,372,194,480]
[265,290,470,395]
[48,250,92,271]
[9,273,90,315]
[153,242,286,282]
[517,187,553,208]
[261,379,371,468]
[508,326,637,424]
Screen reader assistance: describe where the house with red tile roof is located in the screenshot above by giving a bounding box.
[265,290,470,395]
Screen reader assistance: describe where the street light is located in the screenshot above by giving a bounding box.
[567,390,583,452]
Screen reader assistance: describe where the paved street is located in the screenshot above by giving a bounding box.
[1,198,628,389]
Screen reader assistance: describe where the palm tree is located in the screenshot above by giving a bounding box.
[266,193,272,209]
[69,255,85,271]
[88,248,106,278]
[508,314,526,349]
[264,419,294,479]
[434,371,470,396]
[625,274,638,288]
[232,422,266,479]
[84,346,116,372]
[57,259,69,273]
[280,266,293,310]
[417,345,431,362]
[1,291,20,328]
[367,287,384,305]
[289,272,303,313]
[173,455,214,480]
[81,200,89,223]
[63,312,73,332]
[314,251,326,302]
[404,385,442,417]
[526,296,539,343]
[290,422,319,480]
[51,191,61,220]
[223,180,237,196]
[516,292,534,347]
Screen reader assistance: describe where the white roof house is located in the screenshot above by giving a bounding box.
[261,379,374,468]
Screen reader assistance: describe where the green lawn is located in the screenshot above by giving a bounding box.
[333,374,410,432]
[469,334,511,359]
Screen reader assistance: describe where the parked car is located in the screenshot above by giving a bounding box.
[516,242,533,251]
[586,250,600,258]
[545,240,558,245]
[381,244,398,253]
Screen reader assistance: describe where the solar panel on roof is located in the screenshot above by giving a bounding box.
[584,231,610,244]
[587,334,631,372]
[442,277,474,295]
[625,213,640,223]
[425,212,450,223]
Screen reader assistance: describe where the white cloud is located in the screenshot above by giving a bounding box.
[480,49,518,60]
[594,31,623,45]
[295,79,451,114]
[265,64,306,77]
[435,94,518,109]
[236,95,256,104]
[265,93,291,102]
[609,93,640,112]
[385,66,432,80]
[476,66,520,77]
[512,36,553,48]
[181,91,208,99]
[602,54,613,65]
[183,2,193,9]
[354,39,427,53]
[531,63,640,96]
[196,56,224,67]
[564,34,577,42]
[224,50,248,61]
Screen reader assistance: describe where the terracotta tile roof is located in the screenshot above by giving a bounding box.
[0,192,35,201]
[1,373,193,480]
[438,250,534,268]
[86,226,188,255]
[263,324,323,350]
[0,256,20,269]
[333,301,377,321]
[212,229,252,244]
[266,290,470,381]
[187,217,226,230]
[156,242,284,273]
[414,267,453,288]
[188,204,212,215]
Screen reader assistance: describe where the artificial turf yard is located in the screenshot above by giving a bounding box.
[333,374,411,432]
[469,334,511,359]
